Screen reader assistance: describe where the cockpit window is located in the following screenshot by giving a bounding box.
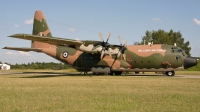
[172,47,186,56]
[171,47,180,53]
[179,49,185,53]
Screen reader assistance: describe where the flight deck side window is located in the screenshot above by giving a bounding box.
[180,49,186,56]
[171,48,173,53]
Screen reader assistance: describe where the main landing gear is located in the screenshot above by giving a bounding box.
[109,71,122,76]
[165,71,175,76]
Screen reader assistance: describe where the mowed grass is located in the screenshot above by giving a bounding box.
[0,71,200,111]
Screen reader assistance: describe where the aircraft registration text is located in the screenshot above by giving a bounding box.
[138,49,166,52]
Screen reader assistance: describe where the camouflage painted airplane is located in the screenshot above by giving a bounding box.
[3,10,198,76]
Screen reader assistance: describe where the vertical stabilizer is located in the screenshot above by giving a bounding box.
[31,10,54,48]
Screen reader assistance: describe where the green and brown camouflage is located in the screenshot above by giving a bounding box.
[3,10,198,76]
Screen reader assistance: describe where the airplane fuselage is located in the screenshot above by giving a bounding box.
[41,44,190,75]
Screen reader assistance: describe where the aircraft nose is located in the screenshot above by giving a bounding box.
[184,57,198,69]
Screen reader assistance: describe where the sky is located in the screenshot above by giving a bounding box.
[0,0,200,64]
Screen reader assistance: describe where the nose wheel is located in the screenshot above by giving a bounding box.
[165,71,175,76]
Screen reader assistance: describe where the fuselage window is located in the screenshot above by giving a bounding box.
[175,55,181,59]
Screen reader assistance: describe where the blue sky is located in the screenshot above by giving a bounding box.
[0,0,200,64]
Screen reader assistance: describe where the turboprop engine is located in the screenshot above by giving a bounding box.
[77,32,127,60]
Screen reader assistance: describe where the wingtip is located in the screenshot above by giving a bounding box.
[7,35,13,37]
[8,34,19,37]
[2,46,7,49]
[7,33,26,37]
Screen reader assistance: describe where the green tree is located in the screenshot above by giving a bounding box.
[140,29,191,56]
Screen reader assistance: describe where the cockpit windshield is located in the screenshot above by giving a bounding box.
[179,49,185,53]
[171,47,186,56]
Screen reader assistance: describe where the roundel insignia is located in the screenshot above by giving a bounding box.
[62,51,68,58]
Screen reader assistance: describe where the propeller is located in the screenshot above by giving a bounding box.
[116,35,127,61]
[98,32,111,59]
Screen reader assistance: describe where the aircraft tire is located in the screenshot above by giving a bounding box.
[114,71,122,75]
[135,72,139,74]
[166,71,175,76]
[93,72,97,75]
[109,71,114,76]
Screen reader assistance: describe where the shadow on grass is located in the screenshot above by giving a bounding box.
[11,71,166,78]
[9,71,105,78]
[124,74,165,77]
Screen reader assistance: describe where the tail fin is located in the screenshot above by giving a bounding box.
[31,10,54,48]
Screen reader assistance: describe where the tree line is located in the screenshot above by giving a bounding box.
[134,29,191,56]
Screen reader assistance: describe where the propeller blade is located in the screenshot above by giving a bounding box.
[123,40,127,46]
[122,54,126,61]
[118,35,122,46]
[117,51,121,58]
[99,32,104,41]
[101,50,105,59]
[106,32,111,43]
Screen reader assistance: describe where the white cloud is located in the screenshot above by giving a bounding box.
[68,28,75,32]
[18,51,32,56]
[5,51,32,57]
[152,18,160,21]
[25,19,33,24]
[152,18,163,23]
[75,38,81,42]
[14,24,19,27]
[193,18,200,25]
[5,52,17,55]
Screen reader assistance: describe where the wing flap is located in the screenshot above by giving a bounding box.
[3,47,42,52]
[8,34,83,46]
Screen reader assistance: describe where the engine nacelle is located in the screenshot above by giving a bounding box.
[78,44,119,54]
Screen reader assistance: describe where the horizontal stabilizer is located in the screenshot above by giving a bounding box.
[8,34,83,46]
[3,47,42,52]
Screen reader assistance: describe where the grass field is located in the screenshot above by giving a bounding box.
[0,70,200,112]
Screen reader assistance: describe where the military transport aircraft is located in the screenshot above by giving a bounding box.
[3,10,198,76]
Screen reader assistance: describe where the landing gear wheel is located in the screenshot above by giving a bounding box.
[114,71,122,75]
[166,71,175,76]
[109,71,114,76]
[135,72,139,74]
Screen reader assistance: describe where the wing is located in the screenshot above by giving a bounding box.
[8,34,83,46]
[3,47,42,52]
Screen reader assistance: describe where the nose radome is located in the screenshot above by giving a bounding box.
[184,57,198,69]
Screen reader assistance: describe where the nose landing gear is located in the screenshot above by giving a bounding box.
[165,71,175,76]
